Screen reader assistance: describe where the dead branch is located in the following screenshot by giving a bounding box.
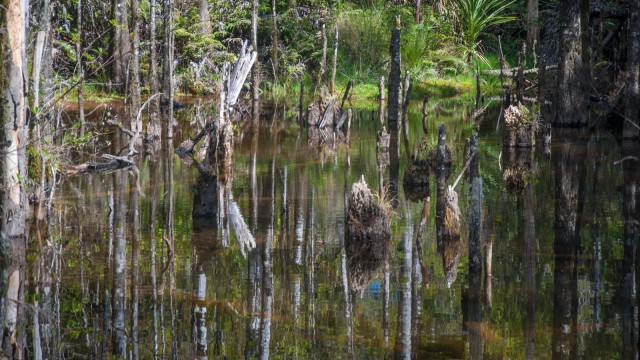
[63,154,135,176]
[481,65,557,76]
[614,156,639,165]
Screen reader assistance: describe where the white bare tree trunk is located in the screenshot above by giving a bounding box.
[1,0,29,355]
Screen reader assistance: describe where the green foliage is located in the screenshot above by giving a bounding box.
[336,4,390,80]
[455,0,516,63]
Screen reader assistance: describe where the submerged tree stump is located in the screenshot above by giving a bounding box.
[345,176,391,291]
[346,177,391,261]
[307,98,341,127]
[403,159,430,202]
[403,136,431,202]
[501,148,537,195]
[503,105,538,148]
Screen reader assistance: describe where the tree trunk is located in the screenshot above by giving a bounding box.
[129,0,141,134]
[197,0,212,36]
[555,0,587,126]
[415,0,423,23]
[31,0,53,196]
[162,0,174,138]
[76,0,85,134]
[1,0,28,355]
[330,24,338,95]
[526,0,538,55]
[271,0,278,82]
[112,0,131,92]
[624,0,640,139]
[387,19,401,133]
[31,0,51,110]
[318,23,327,89]
[147,0,161,140]
[251,0,260,108]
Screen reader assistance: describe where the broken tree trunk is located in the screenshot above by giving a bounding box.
[307,79,352,129]
[228,40,257,112]
[345,176,391,268]
[176,43,255,156]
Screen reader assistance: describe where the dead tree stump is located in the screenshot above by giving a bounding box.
[503,105,538,148]
[345,176,391,263]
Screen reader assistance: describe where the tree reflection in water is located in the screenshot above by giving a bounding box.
[6,104,640,358]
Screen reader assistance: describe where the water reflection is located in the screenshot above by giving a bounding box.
[5,101,640,358]
[552,129,586,360]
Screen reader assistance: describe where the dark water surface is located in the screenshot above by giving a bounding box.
[27,97,637,359]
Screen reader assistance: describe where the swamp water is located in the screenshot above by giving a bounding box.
[25,97,638,359]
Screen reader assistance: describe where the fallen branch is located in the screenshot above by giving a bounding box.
[481,65,557,76]
[63,154,135,176]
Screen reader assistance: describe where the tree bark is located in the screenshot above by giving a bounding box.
[271,0,278,82]
[129,0,141,134]
[112,0,131,92]
[147,0,161,140]
[526,0,538,55]
[555,0,587,126]
[31,0,51,110]
[624,0,640,138]
[251,0,260,108]
[318,23,327,89]
[415,0,423,23]
[387,19,401,133]
[330,24,338,95]
[197,0,212,36]
[76,0,85,134]
[1,0,28,355]
[162,0,174,138]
